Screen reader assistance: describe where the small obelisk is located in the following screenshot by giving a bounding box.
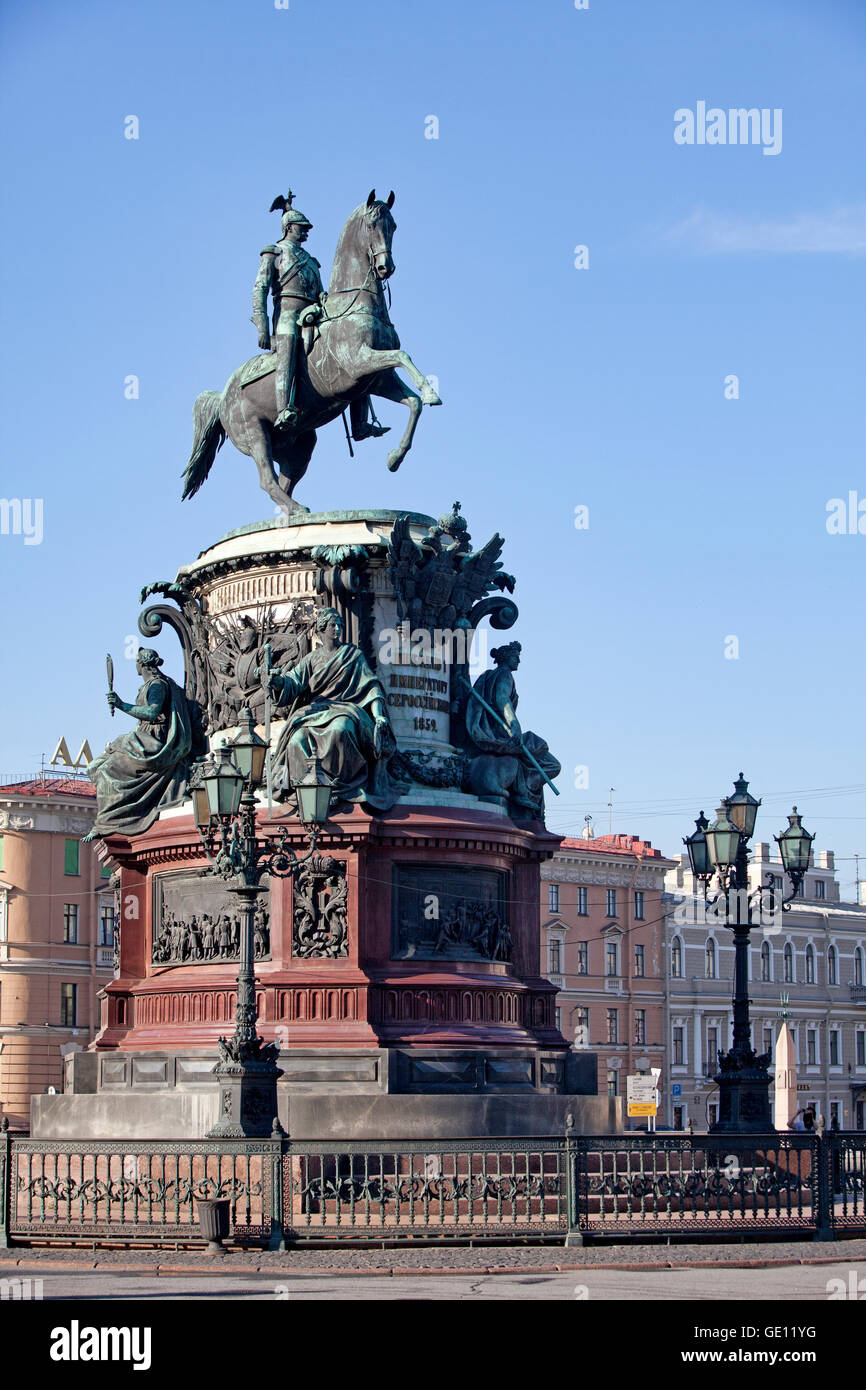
[773,994,798,1130]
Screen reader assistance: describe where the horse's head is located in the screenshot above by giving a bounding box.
[362,188,396,280]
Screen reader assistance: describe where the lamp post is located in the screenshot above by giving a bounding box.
[684,775,813,1133]
[193,706,335,1138]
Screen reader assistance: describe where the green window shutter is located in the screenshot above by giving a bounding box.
[64,838,80,875]
[100,862,112,879]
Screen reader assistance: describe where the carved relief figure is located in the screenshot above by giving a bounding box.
[292,856,348,959]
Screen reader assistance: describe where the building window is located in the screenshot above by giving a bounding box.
[606,940,618,977]
[606,1069,618,1098]
[60,983,77,1027]
[577,886,588,916]
[606,889,617,918]
[855,948,864,987]
[64,838,80,876]
[549,939,561,974]
[761,941,771,982]
[805,945,815,984]
[63,904,79,944]
[763,1027,773,1057]
[574,1007,589,1047]
[100,862,112,880]
[555,1007,562,1032]
[784,943,794,983]
[671,937,683,979]
[577,941,588,975]
[815,879,826,900]
[634,891,645,920]
[708,1103,718,1128]
[705,939,716,979]
[606,1009,618,1045]
[828,946,838,986]
[99,906,114,946]
[672,1026,684,1066]
[707,1025,719,1072]
[806,1029,816,1066]
[634,1010,646,1045]
[830,1030,840,1067]
[0,834,4,871]
[548,883,559,913]
[634,944,645,977]
[857,1032,865,1068]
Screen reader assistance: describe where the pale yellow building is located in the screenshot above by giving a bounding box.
[0,772,115,1127]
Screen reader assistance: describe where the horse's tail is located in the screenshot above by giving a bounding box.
[182,391,226,500]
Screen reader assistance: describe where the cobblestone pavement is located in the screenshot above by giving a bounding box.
[1,1238,864,1276]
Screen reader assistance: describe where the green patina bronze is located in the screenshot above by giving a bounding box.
[85,649,202,840]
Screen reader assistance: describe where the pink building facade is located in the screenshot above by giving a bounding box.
[540,833,676,1122]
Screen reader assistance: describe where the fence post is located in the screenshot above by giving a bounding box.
[268,1132,286,1252]
[563,1113,584,1247]
[812,1133,835,1242]
[0,1116,11,1248]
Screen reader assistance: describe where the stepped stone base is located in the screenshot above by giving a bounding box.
[31,1091,617,1141]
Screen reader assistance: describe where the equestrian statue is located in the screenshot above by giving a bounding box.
[182,188,442,513]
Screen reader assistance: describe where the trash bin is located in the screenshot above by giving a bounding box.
[196,1197,231,1254]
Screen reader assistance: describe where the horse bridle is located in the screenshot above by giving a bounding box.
[319,221,392,324]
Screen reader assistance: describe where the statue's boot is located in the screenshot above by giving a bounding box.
[274,334,300,429]
[352,420,391,441]
[350,396,391,441]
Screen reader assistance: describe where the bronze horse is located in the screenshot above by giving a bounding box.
[182,191,441,513]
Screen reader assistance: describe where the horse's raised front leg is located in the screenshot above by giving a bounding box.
[369,371,423,472]
[355,347,442,406]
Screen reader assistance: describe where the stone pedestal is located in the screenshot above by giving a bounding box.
[34,510,612,1141]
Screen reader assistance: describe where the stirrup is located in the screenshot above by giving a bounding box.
[352,421,391,441]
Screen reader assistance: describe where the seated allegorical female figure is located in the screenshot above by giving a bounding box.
[267,607,404,812]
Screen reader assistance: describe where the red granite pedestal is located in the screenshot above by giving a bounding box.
[96,801,565,1069]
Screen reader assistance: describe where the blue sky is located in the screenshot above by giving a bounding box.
[1,0,864,889]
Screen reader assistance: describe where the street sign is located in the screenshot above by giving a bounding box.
[672,1083,682,1096]
[627,1074,658,1116]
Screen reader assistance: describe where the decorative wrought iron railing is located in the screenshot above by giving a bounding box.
[0,1119,863,1248]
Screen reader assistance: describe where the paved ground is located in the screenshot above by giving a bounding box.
[2,1259,863,1300]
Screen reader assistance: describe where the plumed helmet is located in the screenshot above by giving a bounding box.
[269,188,312,230]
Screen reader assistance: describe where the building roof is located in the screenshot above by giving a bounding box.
[0,774,96,800]
[557,833,667,860]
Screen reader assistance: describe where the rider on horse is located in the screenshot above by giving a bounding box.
[252,191,325,431]
[252,189,388,439]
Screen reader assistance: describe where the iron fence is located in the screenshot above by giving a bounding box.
[1,1119,864,1247]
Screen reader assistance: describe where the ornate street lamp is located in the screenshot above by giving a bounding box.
[195,719,335,1139]
[726,773,761,840]
[704,801,742,875]
[775,806,815,895]
[227,706,268,787]
[685,774,813,1134]
[683,812,712,883]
